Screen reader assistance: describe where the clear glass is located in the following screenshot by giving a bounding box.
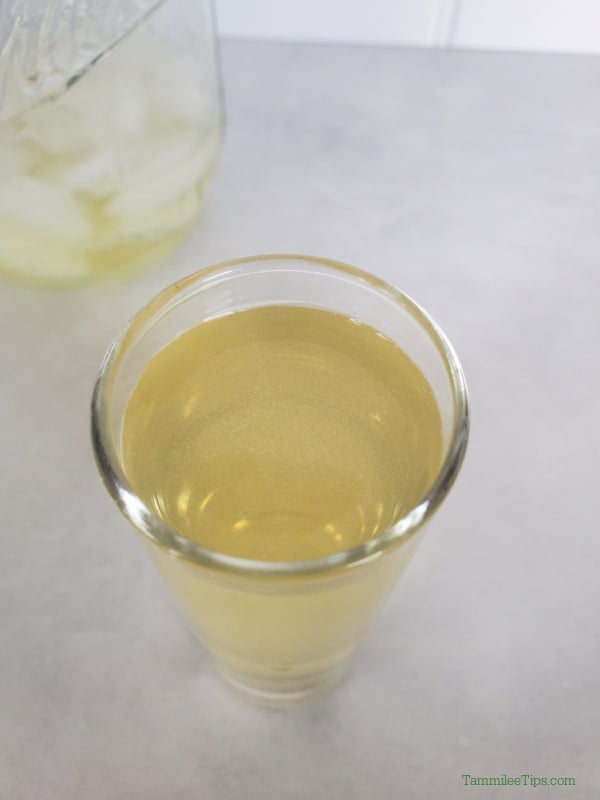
[91,255,469,706]
[0,0,223,287]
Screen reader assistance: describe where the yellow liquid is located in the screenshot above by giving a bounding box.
[123,306,443,561]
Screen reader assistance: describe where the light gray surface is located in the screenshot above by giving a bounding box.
[1,40,599,799]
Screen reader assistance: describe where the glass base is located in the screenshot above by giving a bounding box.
[216,657,352,708]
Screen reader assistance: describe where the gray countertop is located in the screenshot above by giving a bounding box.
[1,40,599,799]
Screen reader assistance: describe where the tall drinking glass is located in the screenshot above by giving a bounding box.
[91,255,469,705]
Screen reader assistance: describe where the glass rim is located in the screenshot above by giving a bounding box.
[91,254,469,578]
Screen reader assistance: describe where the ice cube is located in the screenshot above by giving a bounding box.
[107,127,219,217]
[21,100,98,156]
[0,176,91,241]
[106,182,204,243]
[18,46,120,157]
[106,71,148,140]
[60,148,120,198]
[151,52,216,127]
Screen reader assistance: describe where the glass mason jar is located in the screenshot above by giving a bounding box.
[0,0,224,287]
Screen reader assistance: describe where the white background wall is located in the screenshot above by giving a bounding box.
[216,0,600,54]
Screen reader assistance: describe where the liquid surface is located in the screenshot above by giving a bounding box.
[122,307,444,561]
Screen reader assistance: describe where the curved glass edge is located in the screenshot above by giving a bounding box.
[90,254,470,579]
